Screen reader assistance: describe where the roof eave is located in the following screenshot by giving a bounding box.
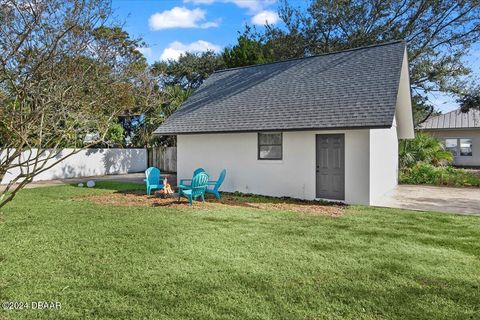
[154,124,392,136]
[418,127,480,131]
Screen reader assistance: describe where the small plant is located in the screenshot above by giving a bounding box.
[400,163,480,187]
[399,132,453,168]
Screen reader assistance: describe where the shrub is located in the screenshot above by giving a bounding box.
[399,132,453,168]
[400,163,480,187]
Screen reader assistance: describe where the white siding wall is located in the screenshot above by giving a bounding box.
[1,148,147,184]
[177,129,371,205]
[369,119,399,205]
[427,129,480,166]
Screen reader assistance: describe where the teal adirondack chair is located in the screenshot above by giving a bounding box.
[178,168,205,190]
[206,169,226,199]
[144,167,164,195]
[178,172,209,205]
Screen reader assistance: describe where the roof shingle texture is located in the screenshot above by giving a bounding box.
[419,109,480,130]
[155,41,406,135]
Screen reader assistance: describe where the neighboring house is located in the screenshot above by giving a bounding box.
[419,108,480,167]
[155,41,414,205]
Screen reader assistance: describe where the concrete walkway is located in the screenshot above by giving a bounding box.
[376,185,480,215]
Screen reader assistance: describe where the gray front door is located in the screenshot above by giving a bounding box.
[316,134,345,200]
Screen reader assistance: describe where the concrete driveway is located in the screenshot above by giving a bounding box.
[376,185,480,215]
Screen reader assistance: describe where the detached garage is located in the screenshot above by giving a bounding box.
[155,41,414,205]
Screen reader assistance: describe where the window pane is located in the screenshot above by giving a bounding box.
[259,145,282,159]
[445,139,458,156]
[445,139,457,148]
[460,139,472,156]
[259,133,281,145]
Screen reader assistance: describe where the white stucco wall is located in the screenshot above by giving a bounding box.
[177,130,371,205]
[1,148,147,185]
[369,118,399,205]
[395,49,415,139]
[426,129,480,166]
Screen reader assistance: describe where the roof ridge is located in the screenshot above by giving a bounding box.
[420,107,480,129]
[214,39,406,74]
[429,108,477,119]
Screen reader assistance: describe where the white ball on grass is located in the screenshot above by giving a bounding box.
[86,180,95,188]
[78,183,84,187]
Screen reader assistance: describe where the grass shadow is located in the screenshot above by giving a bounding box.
[70,181,144,192]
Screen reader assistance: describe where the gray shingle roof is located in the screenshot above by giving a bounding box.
[419,108,480,130]
[155,41,406,135]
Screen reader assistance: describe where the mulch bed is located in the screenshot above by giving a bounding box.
[79,190,345,216]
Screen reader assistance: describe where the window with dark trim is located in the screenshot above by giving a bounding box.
[258,132,282,160]
[444,138,473,156]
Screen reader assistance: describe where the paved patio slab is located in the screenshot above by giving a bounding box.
[376,185,480,215]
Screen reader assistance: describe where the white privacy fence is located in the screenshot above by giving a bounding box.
[1,148,147,185]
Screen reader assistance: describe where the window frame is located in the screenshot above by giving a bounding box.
[444,138,459,156]
[444,137,473,157]
[257,132,283,160]
[459,138,473,156]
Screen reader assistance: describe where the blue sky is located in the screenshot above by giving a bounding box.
[112,0,479,113]
[112,0,282,61]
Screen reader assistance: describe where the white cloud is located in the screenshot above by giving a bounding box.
[149,7,219,30]
[231,0,275,12]
[136,47,152,58]
[184,0,276,13]
[184,0,216,4]
[200,21,221,28]
[251,10,279,25]
[160,40,222,61]
[184,1,279,26]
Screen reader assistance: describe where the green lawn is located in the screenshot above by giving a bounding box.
[0,182,479,320]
